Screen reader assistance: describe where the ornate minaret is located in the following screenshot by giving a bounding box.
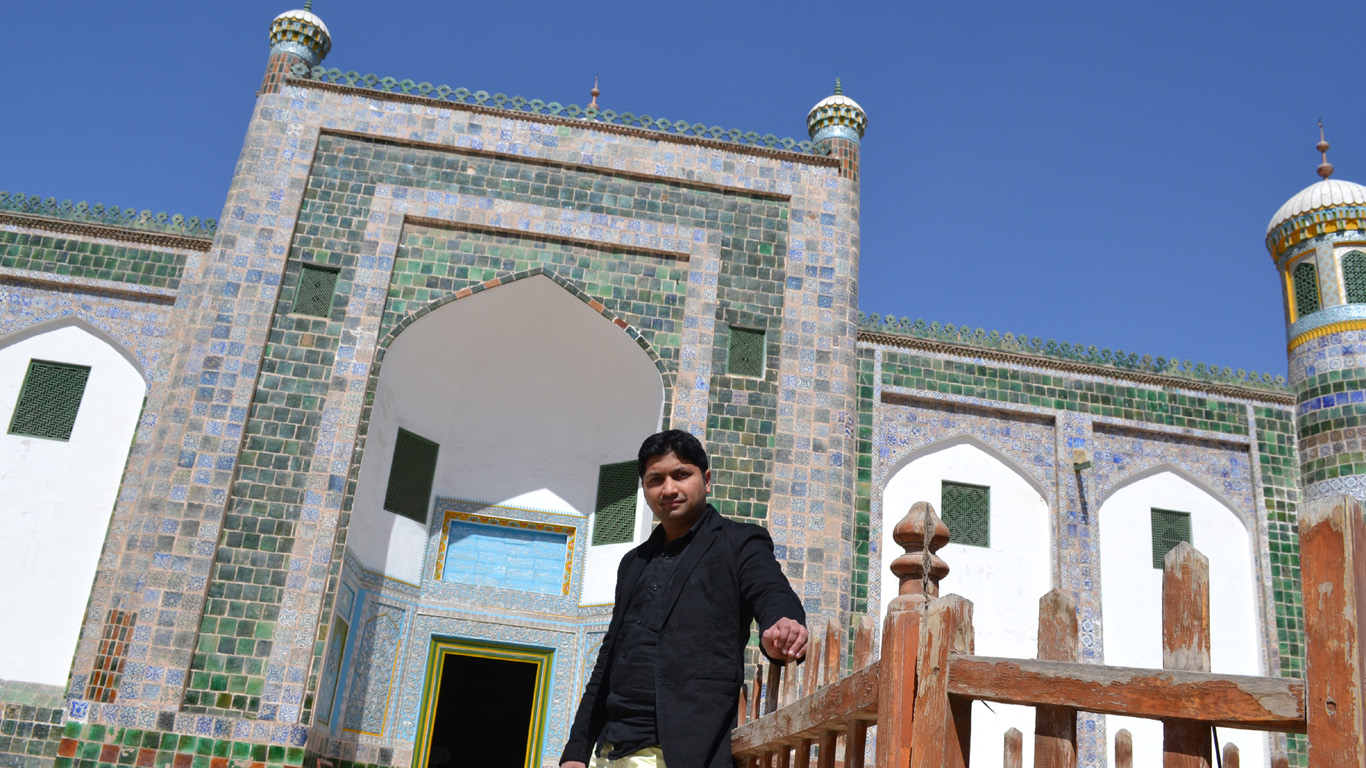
[1268,125,1366,501]
[806,79,867,182]
[260,1,332,95]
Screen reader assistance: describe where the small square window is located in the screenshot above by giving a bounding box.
[727,326,766,378]
[294,263,339,317]
[383,428,439,524]
[9,359,92,441]
[1151,509,1192,568]
[941,481,990,548]
[593,461,639,546]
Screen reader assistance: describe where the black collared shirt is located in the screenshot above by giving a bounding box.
[600,519,701,758]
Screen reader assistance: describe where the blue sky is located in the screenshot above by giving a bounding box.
[4,0,1362,378]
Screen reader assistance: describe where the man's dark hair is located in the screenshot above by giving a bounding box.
[637,429,710,477]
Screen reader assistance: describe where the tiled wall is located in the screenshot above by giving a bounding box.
[858,337,1301,766]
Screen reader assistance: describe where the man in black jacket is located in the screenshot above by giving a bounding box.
[560,430,808,768]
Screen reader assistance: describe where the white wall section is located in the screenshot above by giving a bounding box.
[881,440,1052,768]
[1099,470,1266,767]
[0,322,146,686]
[349,275,663,597]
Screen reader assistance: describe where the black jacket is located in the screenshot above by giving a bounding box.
[561,505,805,768]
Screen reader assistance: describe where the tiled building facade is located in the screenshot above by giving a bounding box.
[0,6,1346,768]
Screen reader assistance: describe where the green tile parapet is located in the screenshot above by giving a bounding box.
[0,192,217,239]
[858,312,1288,394]
[288,65,831,156]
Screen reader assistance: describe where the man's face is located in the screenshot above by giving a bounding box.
[641,451,711,534]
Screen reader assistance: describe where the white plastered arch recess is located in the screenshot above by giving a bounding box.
[0,320,147,686]
[347,275,664,602]
[880,438,1051,768]
[1099,469,1266,768]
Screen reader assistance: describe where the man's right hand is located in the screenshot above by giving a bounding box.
[561,763,587,768]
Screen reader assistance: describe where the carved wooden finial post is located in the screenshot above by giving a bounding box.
[876,501,950,767]
[888,500,951,612]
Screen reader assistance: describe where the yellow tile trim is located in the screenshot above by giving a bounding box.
[341,611,403,737]
[1288,319,1366,352]
[413,638,554,768]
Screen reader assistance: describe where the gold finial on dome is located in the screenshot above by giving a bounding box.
[589,75,600,110]
[1318,119,1335,180]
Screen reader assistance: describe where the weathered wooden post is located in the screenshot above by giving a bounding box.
[843,614,878,768]
[1298,495,1366,767]
[791,627,822,768]
[1034,588,1079,768]
[1004,727,1024,768]
[815,623,842,768]
[1115,729,1133,768]
[1162,542,1212,768]
[1221,742,1239,768]
[875,501,950,768]
[909,593,974,768]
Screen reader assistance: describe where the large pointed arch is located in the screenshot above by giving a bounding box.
[879,432,1051,504]
[1098,461,1251,532]
[371,265,672,388]
[338,269,669,588]
[0,315,148,383]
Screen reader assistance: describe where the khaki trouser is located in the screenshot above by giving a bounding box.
[588,745,666,767]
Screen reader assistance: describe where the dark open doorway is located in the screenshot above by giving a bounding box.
[416,639,552,768]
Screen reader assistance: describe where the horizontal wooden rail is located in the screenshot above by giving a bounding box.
[948,655,1306,733]
[731,663,881,755]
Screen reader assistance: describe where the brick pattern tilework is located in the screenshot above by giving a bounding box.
[1294,366,1366,484]
[0,703,63,768]
[850,347,876,620]
[53,724,309,768]
[708,191,790,523]
[88,611,139,703]
[879,348,1253,434]
[0,229,189,290]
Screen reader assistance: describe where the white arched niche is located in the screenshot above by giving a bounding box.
[349,275,664,602]
[1099,469,1266,768]
[0,321,146,686]
[880,440,1051,768]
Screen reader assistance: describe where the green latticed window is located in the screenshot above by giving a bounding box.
[1293,260,1320,318]
[294,263,339,317]
[8,360,92,441]
[727,326,766,378]
[1151,508,1192,568]
[941,481,990,548]
[593,461,639,545]
[384,428,439,523]
[1343,251,1366,304]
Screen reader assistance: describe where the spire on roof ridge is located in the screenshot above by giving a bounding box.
[1318,118,1335,180]
[834,78,842,96]
[589,75,600,110]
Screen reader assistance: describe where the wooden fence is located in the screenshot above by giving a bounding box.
[731,497,1366,767]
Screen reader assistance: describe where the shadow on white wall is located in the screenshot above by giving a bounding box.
[347,275,664,602]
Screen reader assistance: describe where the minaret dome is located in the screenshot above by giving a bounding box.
[260,2,332,95]
[269,4,332,67]
[806,79,868,144]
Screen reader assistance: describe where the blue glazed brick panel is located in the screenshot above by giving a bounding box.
[440,520,570,595]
